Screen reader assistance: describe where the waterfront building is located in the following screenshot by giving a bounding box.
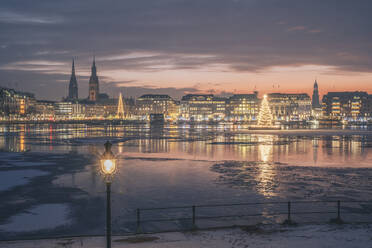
[124,97,136,119]
[88,57,99,102]
[268,93,312,121]
[54,102,73,119]
[34,100,55,120]
[180,94,215,121]
[226,93,259,122]
[68,59,78,100]
[322,91,370,120]
[136,94,179,120]
[211,97,227,121]
[84,103,106,118]
[0,87,36,117]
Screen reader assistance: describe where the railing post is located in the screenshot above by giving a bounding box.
[192,205,196,229]
[287,201,291,223]
[136,208,141,233]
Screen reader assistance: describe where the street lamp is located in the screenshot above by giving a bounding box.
[100,141,117,248]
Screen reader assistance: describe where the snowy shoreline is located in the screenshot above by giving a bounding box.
[1,223,371,248]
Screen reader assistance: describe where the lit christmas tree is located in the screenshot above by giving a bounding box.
[257,95,273,127]
[116,92,125,119]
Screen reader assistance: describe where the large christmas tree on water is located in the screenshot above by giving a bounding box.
[116,92,125,119]
[257,95,273,127]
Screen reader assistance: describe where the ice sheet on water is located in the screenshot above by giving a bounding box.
[1,161,55,167]
[0,152,22,160]
[0,170,48,191]
[211,161,372,201]
[0,204,71,232]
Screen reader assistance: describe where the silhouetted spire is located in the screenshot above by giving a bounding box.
[71,59,75,75]
[68,59,78,100]
[88,56,99,101]
[312,79,320,109]
[91,56,97,77]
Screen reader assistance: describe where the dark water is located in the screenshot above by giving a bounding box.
[1,123,372,238]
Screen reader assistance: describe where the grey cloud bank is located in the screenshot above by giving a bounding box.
[0,0,371,99]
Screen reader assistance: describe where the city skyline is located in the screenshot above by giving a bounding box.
[0,1,372,100]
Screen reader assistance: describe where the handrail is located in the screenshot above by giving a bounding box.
[139,200,372,211]
[135,199,372,233]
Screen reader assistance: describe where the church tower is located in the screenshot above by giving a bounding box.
[312,80,321,109]
[88,57,99,102]
[68,59,78,100]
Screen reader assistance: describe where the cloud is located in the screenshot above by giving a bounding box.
[0,0,371,99]
[287,26,306,32]
[0,10,62,24]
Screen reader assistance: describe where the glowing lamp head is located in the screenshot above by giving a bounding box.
[100,141,117,179]
[102,159,115,174]
[264,94,267,99]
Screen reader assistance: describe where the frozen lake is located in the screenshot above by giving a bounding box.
[1,123,372,239]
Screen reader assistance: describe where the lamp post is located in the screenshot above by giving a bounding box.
[100,141,117,248]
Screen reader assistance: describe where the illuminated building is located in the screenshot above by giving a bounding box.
[85,103,106,118]
[136,94,179,121]
[226,93,259,122]
[268,93,311,121]
[55,102,73,119]
[0,87,35,117]
[180,94,215,121]
[34,100,55,120]
[322,92,370,120]
[211,97,227,121]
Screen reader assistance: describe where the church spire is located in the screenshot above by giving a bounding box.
[71,59,75,75]
[91,56,97,77]
[68,58,78,100]
[88,56,99,101]
[312,79,320,109]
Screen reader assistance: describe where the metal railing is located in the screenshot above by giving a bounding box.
[135,200,372,233]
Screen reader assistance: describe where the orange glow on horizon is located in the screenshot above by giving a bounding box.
[100,64,372,98]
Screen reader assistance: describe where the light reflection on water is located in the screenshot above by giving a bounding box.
[1,124,372,167]
[2,123,372,237]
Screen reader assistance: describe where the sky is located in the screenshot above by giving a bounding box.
[0,0,371,100]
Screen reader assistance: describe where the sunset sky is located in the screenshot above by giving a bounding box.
[0,0,371,100]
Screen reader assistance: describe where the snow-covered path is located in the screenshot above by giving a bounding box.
[1,224,372,248]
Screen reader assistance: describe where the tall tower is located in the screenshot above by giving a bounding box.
[312,80,321,108]
[68,59,78,100]
[88,57,99,101]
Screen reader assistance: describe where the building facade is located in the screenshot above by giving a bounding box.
[226,93,259,122]
[180,94,215,121]
[0,87,36,117]
[268,93,312,121]
[322,91,371,120]
[136,94,178,120]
